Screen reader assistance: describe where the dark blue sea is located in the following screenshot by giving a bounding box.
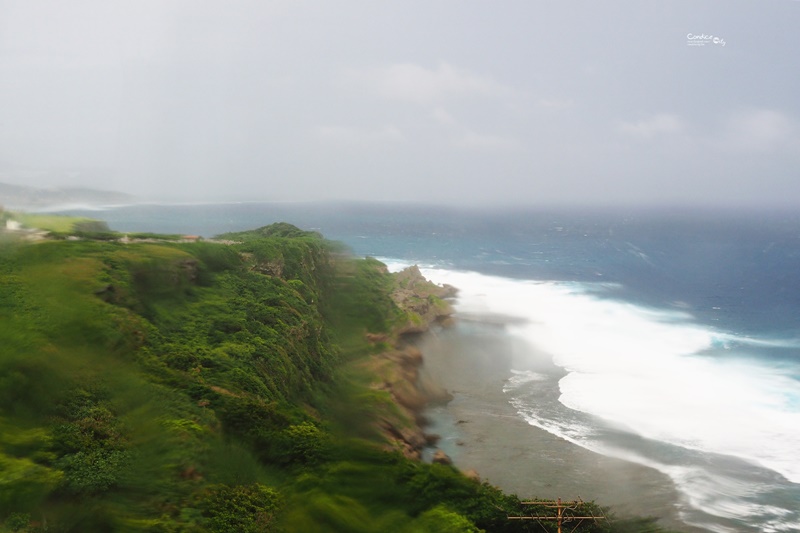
[57,202,800,532]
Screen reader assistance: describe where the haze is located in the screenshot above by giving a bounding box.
[1,1,798,207]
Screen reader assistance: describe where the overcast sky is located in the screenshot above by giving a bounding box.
[1,1,798,206]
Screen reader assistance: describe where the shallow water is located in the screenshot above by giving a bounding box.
[414,267,800,533]
[417,321,699,532]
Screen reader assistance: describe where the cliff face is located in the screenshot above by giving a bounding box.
[365,265,457,459]
[391,265,457,334]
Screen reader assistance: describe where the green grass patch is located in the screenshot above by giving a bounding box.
[10,212,102,233]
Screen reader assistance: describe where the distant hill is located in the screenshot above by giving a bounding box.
[0,181,137,210]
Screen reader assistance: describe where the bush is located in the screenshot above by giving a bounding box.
[0,453,63,513]
[3,512,31,532]
[198,484,282,532]
[280,422,331,466]
[54,449,131,494]
[72,220,111,234]
[409,505,481,533]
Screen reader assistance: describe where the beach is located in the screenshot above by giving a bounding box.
[418,319,703,532]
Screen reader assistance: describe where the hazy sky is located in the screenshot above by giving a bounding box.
[1,1,798,206]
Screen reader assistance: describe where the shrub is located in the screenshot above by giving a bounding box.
[198,484,282,533]
[280,422,331,466]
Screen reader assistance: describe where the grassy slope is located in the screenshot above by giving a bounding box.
[0,225,680,533]
[4,213,98,233]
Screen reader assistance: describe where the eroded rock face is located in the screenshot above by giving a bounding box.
[253,259,283,277]
[463,469,481,482]
[391,266,457,334]
[370,342,456,460]
[368,265,458,460]
[432,449,453,466]
[417,377,452,405]
[378,415,428,460]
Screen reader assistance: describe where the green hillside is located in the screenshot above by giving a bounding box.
[0,224,677,532]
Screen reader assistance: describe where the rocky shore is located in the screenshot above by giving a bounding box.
[415,304,704,532]
[366,264,701,531]
[362,265,459,462]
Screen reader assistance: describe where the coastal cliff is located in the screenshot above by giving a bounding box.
[0,221,658,532]
[363,264,457,459]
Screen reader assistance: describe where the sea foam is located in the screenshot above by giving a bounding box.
[411,265,800,529]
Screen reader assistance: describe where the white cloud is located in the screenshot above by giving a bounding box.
[343,62,513,104]
[720,109,798,153]
[427,106,520,151]
[454,130,521,151]
[313,124,405,146]
[618,113,684,139]
[537,98,574,111]
[431,106,457,126]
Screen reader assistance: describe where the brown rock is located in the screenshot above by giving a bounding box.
[463,469,481,482]
[365,332,390,344]
[432,449,453,465]
[425,433,441,445]
[417,372,453,404]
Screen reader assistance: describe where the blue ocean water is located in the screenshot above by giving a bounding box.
[57,202,800,532]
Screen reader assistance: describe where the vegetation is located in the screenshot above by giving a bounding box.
[0,222,682,532]
[5,212,105,234]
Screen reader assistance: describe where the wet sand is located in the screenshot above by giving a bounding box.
[418,322,704,532]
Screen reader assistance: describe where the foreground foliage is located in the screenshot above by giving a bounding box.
[0,222,680,532]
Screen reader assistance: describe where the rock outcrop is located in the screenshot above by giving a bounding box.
[432,449,453,466]
[391,266,457,334]
[369,265,457,459]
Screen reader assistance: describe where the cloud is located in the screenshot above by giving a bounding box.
[615,109,800,159]
[313,124,405,146]
[431,106,457,126]
[428,106,520,151]
[334,63,525,153]
[343,62,513,104]
[618,113,684,139]
[537,98,574,111]
[453,130,521,151]
[720,109,798,153]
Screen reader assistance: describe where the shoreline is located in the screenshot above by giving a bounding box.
[415,321,705,533]
[375,265,702,531]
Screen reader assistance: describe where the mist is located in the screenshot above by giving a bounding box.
[1,1,799,207]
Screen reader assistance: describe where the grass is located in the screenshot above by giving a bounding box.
[10,212,96,233]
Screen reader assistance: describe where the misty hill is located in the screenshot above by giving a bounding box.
[0,181,136,210]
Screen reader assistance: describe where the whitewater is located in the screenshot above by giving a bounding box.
[408,265,800,533]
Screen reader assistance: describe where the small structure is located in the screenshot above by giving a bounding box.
[5,219,22,231]
[508,498,607,533]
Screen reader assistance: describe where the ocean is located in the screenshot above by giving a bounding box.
[56,202,800,532]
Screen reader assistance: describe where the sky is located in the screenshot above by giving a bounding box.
[1,0,799,207]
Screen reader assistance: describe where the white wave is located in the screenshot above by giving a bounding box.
[374,257,415,273]
[374,256,446,273]
[510,398,597,446]
[658,465,800,533]
[417,267,800,486]
[503,369,547,389]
